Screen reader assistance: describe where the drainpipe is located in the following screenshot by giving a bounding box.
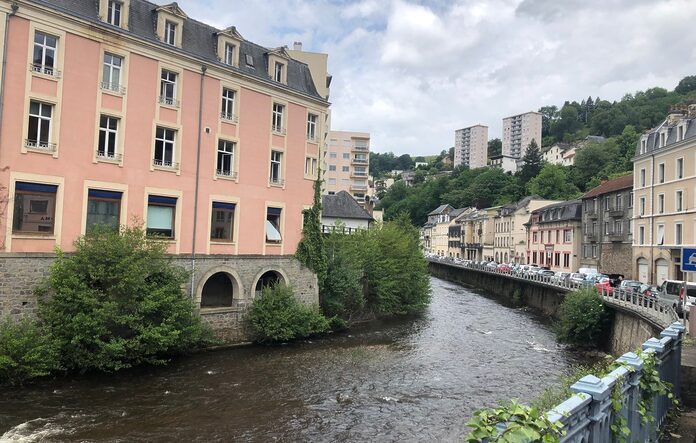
[0,3,19,165]
[649,152,655,284]
[190,65,206,298]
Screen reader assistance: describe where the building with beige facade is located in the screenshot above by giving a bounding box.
[325,130,370,204]
[422,204,454,255]
[454,125,488,169]
[526,201,583,272]
[502,111,542,159]
[633,106,696,284]
[491,197,560,264]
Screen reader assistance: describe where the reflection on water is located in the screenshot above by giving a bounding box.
[0,277,583,442]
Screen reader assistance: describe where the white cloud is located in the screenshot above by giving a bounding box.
[177,0,696,155]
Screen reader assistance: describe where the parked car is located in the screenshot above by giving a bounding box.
[685,282,696,318]
[659,280,687,316]
[525,265,541,277]
[595,277,613,295]
[497,263,511,273]
[555,272,571,285]
[619,280,643,295]
[606,274,625,288]
[538,269,555,281]
[486,261,499,269]
[639,284,659,299]
[569,273,586,285]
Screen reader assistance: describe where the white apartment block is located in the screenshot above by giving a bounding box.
[325,131,370,204]
[454,125,488,169]
[502,111,542,159]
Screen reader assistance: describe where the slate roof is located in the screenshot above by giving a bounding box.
[31,0,324,101]
[532,200,582,224]
[636,115,696,156]
[322,191,373,221]
[427,204,452,216]
[582,174,633,199]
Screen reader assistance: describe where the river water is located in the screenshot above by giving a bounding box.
[0,277,584,442]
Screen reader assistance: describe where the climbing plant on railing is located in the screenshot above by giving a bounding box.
[636,350,677,424]
[609,373,630,443]
[465,400,565,442]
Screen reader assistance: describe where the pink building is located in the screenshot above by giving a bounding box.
[0,0,329,338]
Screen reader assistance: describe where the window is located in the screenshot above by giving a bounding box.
[272,103,284,133]
[270,150,283,185]
[266,207,282,243]
[639,226,645,245]
[592,222,597,234]
[160,70,178,106]
[27,101,53,150]
[554,252,560,267]
[604,198,610,210]
[592,245,598,258]
[164,20,177,46]
[676,223,683,246]
[329,152,337,159]
[658,194,664,214]
[640,139,647,154]
[224,43,236,66]
[154,127,176,168]
[12,182,57,234]
[102,53,123,92]
[660,132,666,147]
[221,88,236,120]
[304,157,317,177]
[107,0,122,26]
[32,31,57,75]
[274,62,284,82]
[604,221,609,235]
[640,169,645,187]
[639,197,646,216]
[564,230,572,243]
[657,224,665,246]
[614,220,622,235]
[676,190,683,212]
[146,196,176,238]
[658,163,665,183]
[328,165,336,171]
[245,54,254,67]
[211,202,235,242]
[677,158,684,179]
[98,115,119,159]
[533,232,538,243]
[86,189,122,232]
[532,252,537,264]
[628,192,633,208]
[216,140,235,177]
[341,166,349,172]
[307,113,317,140]
[615,194,622,209]
[342,153,350,160]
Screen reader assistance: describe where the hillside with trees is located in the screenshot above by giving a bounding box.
[377,75,696,225]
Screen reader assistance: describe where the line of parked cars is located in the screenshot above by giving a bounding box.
[426,253,696,316]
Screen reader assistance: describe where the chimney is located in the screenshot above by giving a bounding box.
[293,41,302,51]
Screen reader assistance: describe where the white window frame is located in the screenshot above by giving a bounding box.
[676,190,684,212]
[307,113,317,141]
[639,226,645,245]
[164,20,177,46]
[270,150,283,185]
[216,139,236,178]
[153,126,177,168]
[98,115,119,159]
[159,69,178,106]
[639,196,646,216]
[32,31,58,76]
[272,103,284,133]
[658,163,665,183]
[27,100,54,150]
[658,193,665,214]
[224,43,236,66]
[676,223,683,245]
[274,61,284,82]
[640,169,646,187]
[657,224,665,246]
[107,0,122,26]
[102,52,123,93]
[677,157,684,179]
[221,88,236,121]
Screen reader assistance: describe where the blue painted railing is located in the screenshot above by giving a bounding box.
[546,322,684,442]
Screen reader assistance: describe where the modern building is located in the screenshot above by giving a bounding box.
[0,0,329,328]
[492,196,560,264]
[454,124,488,169]
[579,175,634,278]
[321,191,373,233]
[488,154,519,174]
[526,200,583,272]
[502,111,542,159]
[632,106,696,284]
[325,130,370,204]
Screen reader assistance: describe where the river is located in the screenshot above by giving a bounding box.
[0,277,585,442]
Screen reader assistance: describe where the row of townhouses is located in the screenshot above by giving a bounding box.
[424,105,696,285]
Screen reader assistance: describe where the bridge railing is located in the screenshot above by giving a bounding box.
[427,258,679,329]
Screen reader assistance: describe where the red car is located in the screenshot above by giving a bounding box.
[497,264,511,274]
[595,277,613,295]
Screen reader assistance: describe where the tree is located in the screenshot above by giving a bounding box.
[539,105,559,138]
[39,226,213,372]
[517,139,543,186]
[571,139,622,191]
[395,154,414,171]
[487,138,502,158]
[675,76,696,95]
[526,164,580,200]
[296,173,328,297]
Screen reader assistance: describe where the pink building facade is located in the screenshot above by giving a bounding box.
[0,0,329,338]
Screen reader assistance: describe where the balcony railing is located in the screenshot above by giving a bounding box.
[351,158,368,165]
[609,233,626,242]
[609,208,624,218]
[153,158,179,169]
[272,125,286,135]
[96,149,122,162]
[25,139,56,152]
[100,81,126,95]
[269,177,285,186]
[29,63,61,78]
[584,232,598,242]
[158,95,180,108]
[350,184,368,191]
[306,134,319,143]
[352,145,369,152]
[216,169,238,179]
[351,171,368,178]
[220,112,239,123]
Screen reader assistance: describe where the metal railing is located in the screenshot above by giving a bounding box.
[29,63,62,78]
[220,112,239,123]
[272,125,286,135]
[100,81,127,95]
[158,95,180,108]
[96,149,122,162]
[153,158,179,169]
[25,139,57,152]
[269,177,285,186]
[216,169,238,179]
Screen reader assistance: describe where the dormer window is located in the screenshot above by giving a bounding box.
[216,26,243,68]
[245,54,254,67]
[267,47,290,84]
[640,139,647,154]
[107,0,122,26]
[274,62,284,82]
[660,131,666,147]
[224,43,235,66]
[164,21,177,46]
[678,125,684,141]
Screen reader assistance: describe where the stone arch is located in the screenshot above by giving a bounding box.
[637,257,648,284]
[195,266,244,309]
[504,252,509,263]
[251,267,289,299]
[655,258,669,286]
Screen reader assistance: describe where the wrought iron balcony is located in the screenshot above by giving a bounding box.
[25,139,56,152]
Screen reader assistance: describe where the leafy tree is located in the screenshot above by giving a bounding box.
[395,154,414,171]
[526,164,580,200]
[322,232,365,320]
[555,288,609,347]
[517,139,543,186]
[571,139,621,191]
[460,168,517,208]
[0,318,61,385]
[539,105,559,138]
[296,173,327,297]
[487,138,502,157]
[39,226,213,372]
[676,75,696,95]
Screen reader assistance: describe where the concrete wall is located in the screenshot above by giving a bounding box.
[0,253,318,343]
[428,261,662,355]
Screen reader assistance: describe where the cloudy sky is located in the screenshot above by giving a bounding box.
[178,0,696,156]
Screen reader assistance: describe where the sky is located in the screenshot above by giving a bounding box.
[177,0,696,156]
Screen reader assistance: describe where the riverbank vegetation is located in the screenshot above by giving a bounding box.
[554,288,610,348]
[0,226,213,385]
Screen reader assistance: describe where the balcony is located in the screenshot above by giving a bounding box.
[609,208,624,218]
[220,112,239,123]
[272,125,286,135]
[351,157,368,165]
[608,233,626,242]
[96,149,122,162]
[586,211,598,220]
[352,145,369,152]
[216,169,238,179]
[153,158,179,169]
[351,170,368,178]
[29,63,61,79]
[100,81,126,95]
[25,139,57,153]
[584,233,598,242]
[350,183,368,191]
[158,95,180,108]
[269,177,285,187]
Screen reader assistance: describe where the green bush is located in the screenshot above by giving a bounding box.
[0,318,61,385]
[248,283,329,343]
[555,288,609,347]
[322,230,365,319]
[39,225,213,372]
